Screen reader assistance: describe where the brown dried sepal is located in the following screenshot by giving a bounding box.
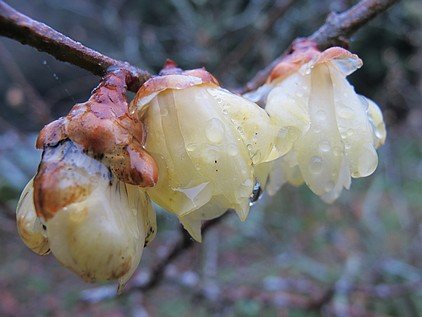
[131,60,219,110]
[33,140,98,219]
[36,69,158,187]
[268,39,362,82]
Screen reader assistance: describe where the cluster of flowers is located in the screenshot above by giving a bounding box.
[16,42,386,291]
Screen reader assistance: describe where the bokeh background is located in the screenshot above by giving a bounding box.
[0,0,421,316]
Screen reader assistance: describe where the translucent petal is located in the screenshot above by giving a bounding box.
[296,64,346,196]
[46,180,151,290]
[364,96,387,148]
[142,94,211,216]
[330,65,379,178]
[207,87,277,163]
[137,84,276,241]
[36,142,156,290]
[16,179,50,255]
[265,72,311,157]
[174,87,253,219]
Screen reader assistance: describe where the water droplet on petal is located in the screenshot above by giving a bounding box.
[227,143,238,156]
[249,181,262,206]
[247,144,253,151]
[338,106,355,119]
[309,156,323,174]
[333,146,343,156]
[202,146,220,163]
[315,110,326,122]
[161,108,169,116]
[206,118,224,143]
[319,140,331,152]
[186,143,197,152]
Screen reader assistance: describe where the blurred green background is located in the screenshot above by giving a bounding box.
[0,0,421,316]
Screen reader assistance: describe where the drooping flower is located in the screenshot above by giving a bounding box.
[16,70,158,291]
[20,140,156,292]
[246,41,386,202]
[130,62,277,241]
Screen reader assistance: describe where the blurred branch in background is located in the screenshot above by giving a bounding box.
[0,1,151,92]
[243,0,400,92]
[0,0,399,93]
[216,0,296,77]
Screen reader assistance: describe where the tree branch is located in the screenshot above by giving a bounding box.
[243,0,400,93]
[0,1,152,92]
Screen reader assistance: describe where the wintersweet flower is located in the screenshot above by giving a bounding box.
[16,70,158,291]
[17,141,156,292]
[247,41,386,202]
[130,62,276,241]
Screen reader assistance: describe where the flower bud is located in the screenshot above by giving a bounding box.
[248,41,386,202]
[23,140,156,291]
[16,179,50,255]
[130,63,276,241]
[17,71,158,290]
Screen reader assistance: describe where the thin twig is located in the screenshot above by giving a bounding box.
[243,0,400,93]
[216,0,296,76]
[0,1,152,92]
[132,213,228,292]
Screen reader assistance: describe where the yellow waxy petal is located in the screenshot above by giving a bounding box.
[16,179,50,256]
[260,46,386,202]
[134,73,276,241]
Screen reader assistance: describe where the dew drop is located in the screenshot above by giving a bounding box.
[309,156,323,174]
[42,60,47,65]
[222,108,228,115]
[206,118,224,143]
[249,181,262,206]
[375,126,384,139]
[319,140,331,152]
[315,110,326,122]
[338,106,354,119]
[227,143,238,156]
[278,127,288,139]
[333,146,343,156]
[237,126,244,135]
[247,144,253,151]
[202,146,220,163]
[161,108,169,116]
[186,143,197,152]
